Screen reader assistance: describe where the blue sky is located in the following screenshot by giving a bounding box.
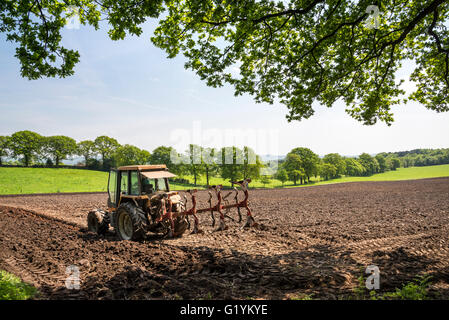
[1,19,448,157]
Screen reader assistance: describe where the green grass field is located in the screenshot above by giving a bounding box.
[0,167,108,194]
[1,164,448,195]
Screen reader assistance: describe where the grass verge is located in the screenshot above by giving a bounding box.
[0,270,37,300]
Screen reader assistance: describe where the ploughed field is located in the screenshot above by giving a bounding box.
[0,178,449,299]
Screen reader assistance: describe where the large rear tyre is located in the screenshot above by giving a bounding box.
[114,202,147,241]
[87,210,109,235]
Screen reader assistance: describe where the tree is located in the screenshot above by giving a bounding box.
[201,147,219,187]
[276,168,288,186]
[0,136,10,165]
[151,146,173,168]
[358,153,379,176]
[77,140,96,166]
[2,1,448,124]
[220,146,244,184]
[186,144,204,186]
[113,144,151,167]
[323,153,346,178]
[241,146,263,181]
[345,158,366,176]
[8,131,43,166]
[390,158,401,171]
[94,136,119,168]
[283,153,303,185]
[43,135,77,165]
[259,175,271,188]
[289,169,306,186]
[319,163,337,181]
[375,154,388,173]
[289,147,320,182]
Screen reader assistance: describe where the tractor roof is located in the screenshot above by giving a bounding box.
[117,164,167,171]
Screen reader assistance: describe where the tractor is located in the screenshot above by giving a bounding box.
[87,164,257,241]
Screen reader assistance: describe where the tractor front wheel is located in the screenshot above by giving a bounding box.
[114,202,147,241]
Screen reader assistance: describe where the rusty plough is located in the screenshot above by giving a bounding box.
[157,178,257,235]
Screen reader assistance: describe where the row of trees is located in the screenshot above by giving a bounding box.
[275,148,403,186]
[0,131,147,170]
[2,131,447,187]
[379,149,449,168]
[0,131,264,186]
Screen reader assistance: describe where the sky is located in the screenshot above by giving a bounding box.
[1,19,448,157]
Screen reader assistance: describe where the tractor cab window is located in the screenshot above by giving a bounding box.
[141,177,155,194]
[155,178,167,191]
[108,170,117,205]
[120,171,128,195]
[130,171,140,195]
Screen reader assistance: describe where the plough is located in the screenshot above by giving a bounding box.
[157,178,257,236]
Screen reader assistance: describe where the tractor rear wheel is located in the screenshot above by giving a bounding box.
[114,202,147,241]
[87,210,109,235]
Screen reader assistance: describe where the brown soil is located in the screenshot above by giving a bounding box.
[1,178,449,300]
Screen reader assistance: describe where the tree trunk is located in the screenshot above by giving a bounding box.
[206,167,209,187]
[102,153,106,169]
[24,154,29,167]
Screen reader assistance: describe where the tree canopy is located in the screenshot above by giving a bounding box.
[0,136,10,165]
[77,140,96,164]
[2,0,448,124]
[8,130,43,166]
[43,135,77,165]
[114,144,151,167]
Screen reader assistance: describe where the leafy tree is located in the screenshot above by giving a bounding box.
[319,163,337,181]
[241,146,263,181]
[0,136,10,165]
[289,169,306,186]
[358,153,379,176]
[8,131,43,166]
[94,135,119,168]
[345,158,366,176]
[323,153,346,178]
[113,144,151,167]
[150,145,184,175]
[283,153,303,185]
[201,147,219,187]
[289,147,320,182]
[43,135,77,165]
[220,146,244,184]
[186,144,204,186]
[375,154,388,173]
[77,140,97,166]
[390,157,401,171]
[276,168,288,186]
[3,1,449,124]
[259,175,271,188]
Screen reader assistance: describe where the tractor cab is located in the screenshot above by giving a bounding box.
[107,164,176,209]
